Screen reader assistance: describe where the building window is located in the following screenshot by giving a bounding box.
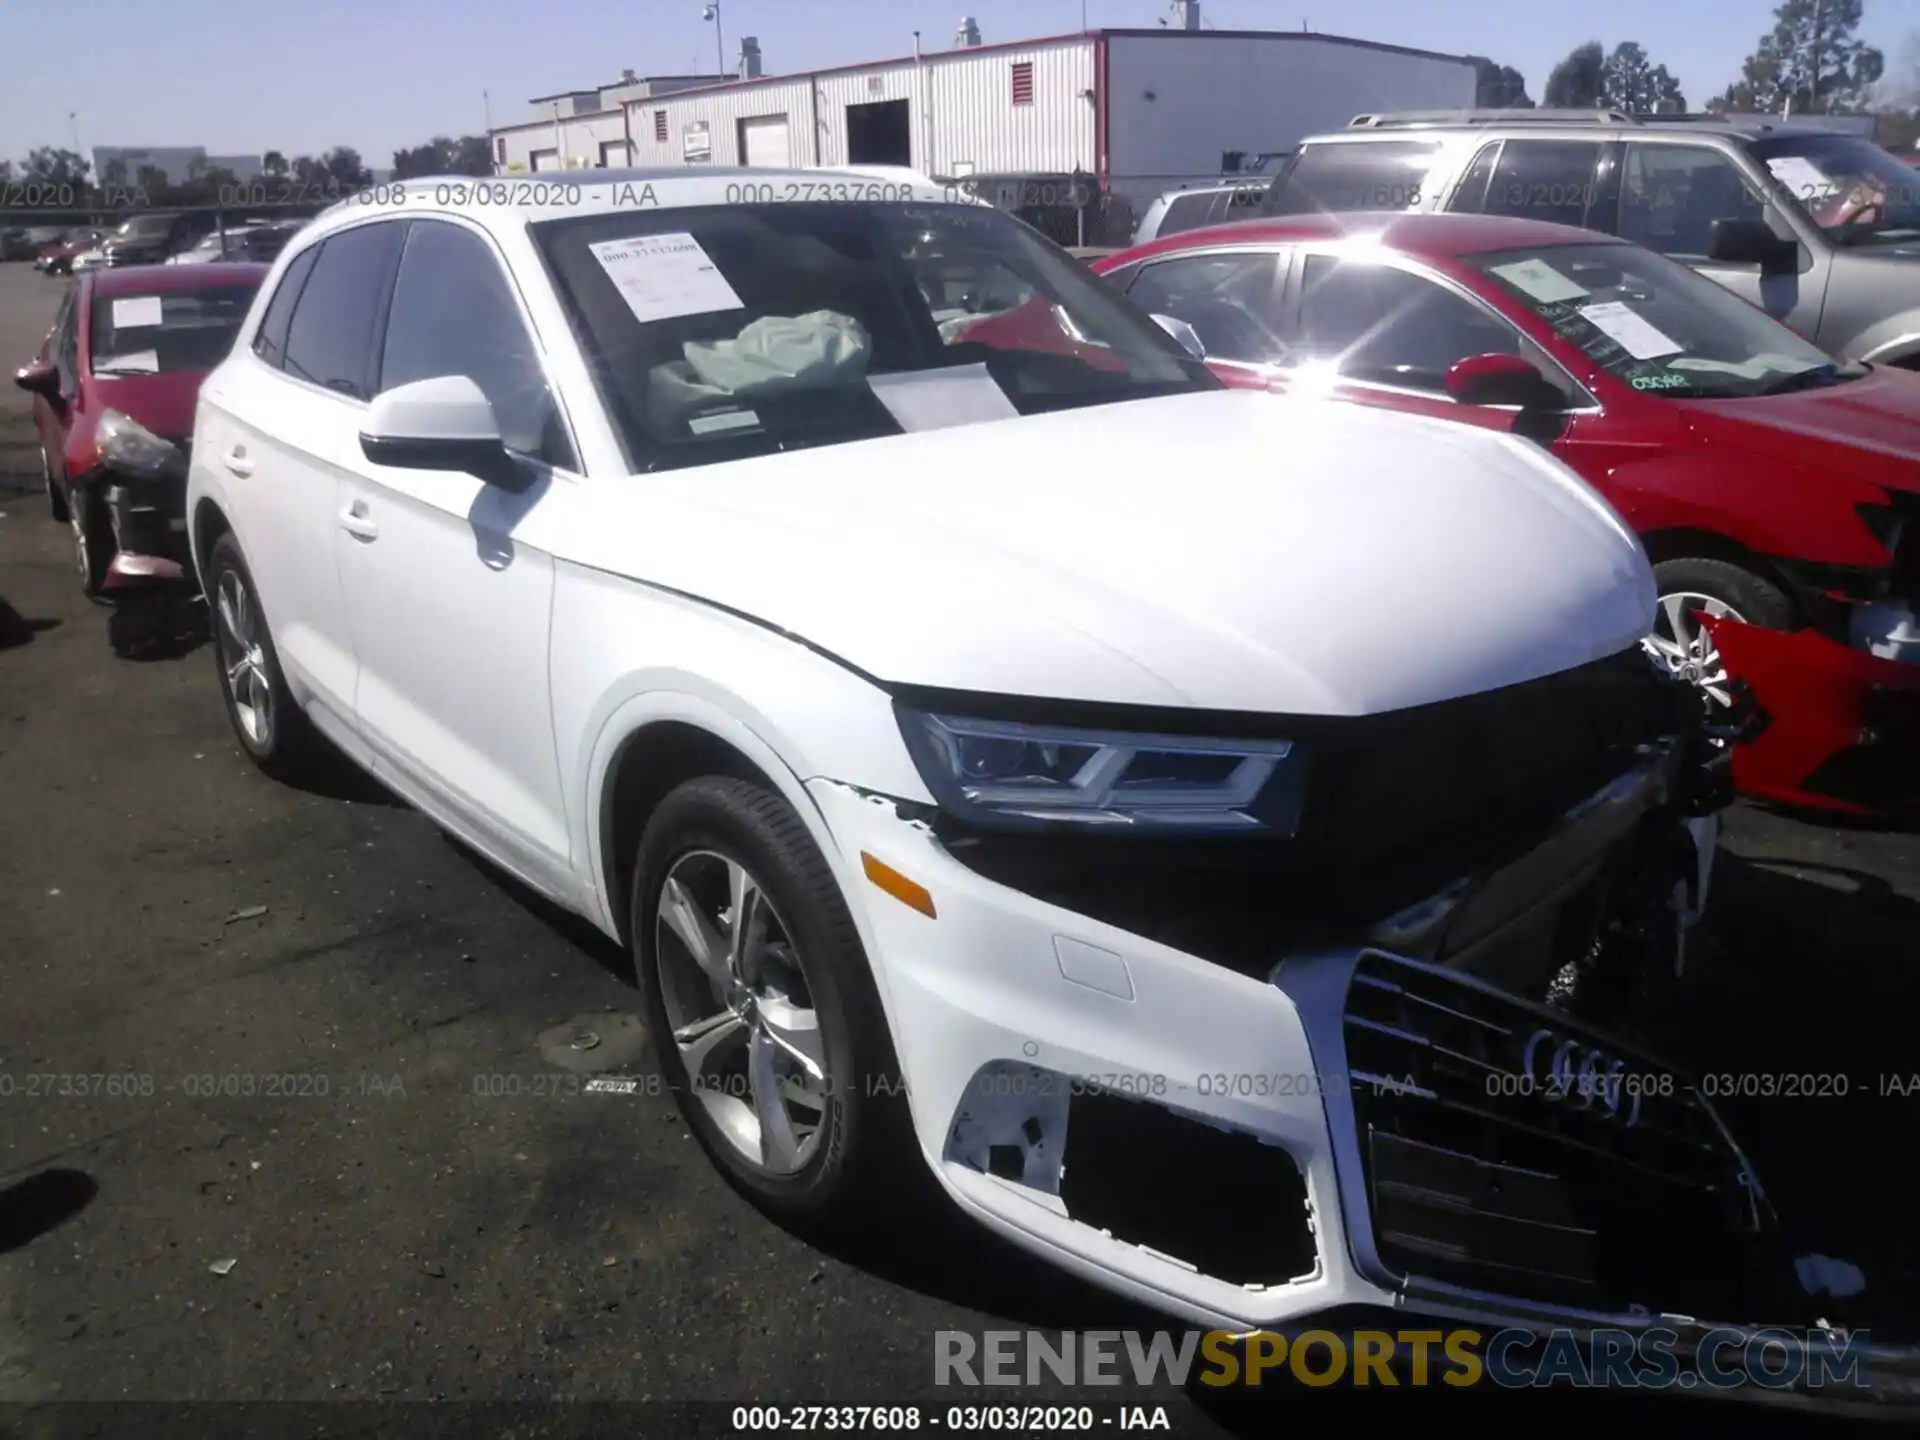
[1011,61,1034,106]
[654,110,668,143]
[494,137,506,163]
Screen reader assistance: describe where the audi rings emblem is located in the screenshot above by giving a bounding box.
[1520,1028,1644,1128]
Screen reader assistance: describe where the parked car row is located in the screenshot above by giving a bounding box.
[7,213,302,277]
[14,169,1920,1412]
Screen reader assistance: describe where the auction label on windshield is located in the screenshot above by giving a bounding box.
[110,296,164,330]
[589,232,745,324]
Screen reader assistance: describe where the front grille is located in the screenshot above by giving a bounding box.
[1341,951,1777,1319]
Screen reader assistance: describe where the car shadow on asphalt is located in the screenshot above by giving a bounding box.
[0,1168,96,1254]
[1645,850,1920,1331]
[105,595,211,662]
[0,593,58,649]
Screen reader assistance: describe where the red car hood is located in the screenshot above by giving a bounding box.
[1671,365,1920,497]
[91,371,208,443]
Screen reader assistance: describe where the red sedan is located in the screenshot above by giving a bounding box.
[1093,213,1920,816]
[14,262,266,599]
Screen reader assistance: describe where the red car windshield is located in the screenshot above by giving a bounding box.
[89,284,261,377]
[1469,241,1864,400]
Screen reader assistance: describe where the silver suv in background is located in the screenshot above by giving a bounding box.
[1258,109,1920,368]
[1132,177,1271,245]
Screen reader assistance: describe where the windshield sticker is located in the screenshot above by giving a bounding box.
[588,232,744,324]
[1765,156,1839,201]
[110,296,164,329]
[867,362,1019,433]
[1489,258,1589,304]
[1577,301,1683,360]
[687,409,761,435]
[1629,372,1692,391]
[94,350,159,374]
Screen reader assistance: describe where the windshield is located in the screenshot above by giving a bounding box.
[534,201,1215,474]
[1749,134,1920,247]
[89,282,263,376]
[1470,241,1865,400]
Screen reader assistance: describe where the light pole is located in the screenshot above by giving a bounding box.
[1808,0,1822,114]
[703,2,725,76]
[68,110,81,161]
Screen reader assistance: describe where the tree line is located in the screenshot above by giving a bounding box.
[1462,1,1915,151]
[0,134,494,210]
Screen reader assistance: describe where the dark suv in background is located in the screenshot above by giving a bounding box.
[100,211,222,267]
[1260,109,1920,368]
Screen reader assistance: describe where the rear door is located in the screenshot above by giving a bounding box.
[334,217,577,889]
[1111,248,1292,387]
[195,221,405,744]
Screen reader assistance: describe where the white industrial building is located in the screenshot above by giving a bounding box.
[90,146,264,186]
[488,2,1476,241]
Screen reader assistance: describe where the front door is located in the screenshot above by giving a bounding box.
[334,217,578,892]
[1615,141,1829,343]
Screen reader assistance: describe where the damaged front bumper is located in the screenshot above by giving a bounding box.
[87,463,195,596]
[1707,612,1920,816]
[813,730,1916,1413]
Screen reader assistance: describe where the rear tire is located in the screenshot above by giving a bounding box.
[205,531,324,782]
[629,775,916,1235]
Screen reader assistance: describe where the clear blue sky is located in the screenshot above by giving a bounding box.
[3,0,1913,169]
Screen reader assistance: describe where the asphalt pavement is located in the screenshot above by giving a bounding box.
[0,259,1914,1438]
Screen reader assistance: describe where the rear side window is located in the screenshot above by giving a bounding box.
[1153,192,1224,238]
[90,283,263,376]
[252,246,320,370]
[1453,140,1607,229]
[280,222,406,399]
[1262,141,1443,216]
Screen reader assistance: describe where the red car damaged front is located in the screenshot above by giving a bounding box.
[1669,368,1920,814]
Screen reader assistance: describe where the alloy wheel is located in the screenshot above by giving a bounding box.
[215,569,273,747]
[1643,591,1742,708]
[655,849,829,1176]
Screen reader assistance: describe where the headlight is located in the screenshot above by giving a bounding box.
[894,704,1308,834]
[95,409,182,480]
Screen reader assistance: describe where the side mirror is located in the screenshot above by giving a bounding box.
[359,375,531,491]
[1151,312,1207,360]
[1443,352,1568,410]
[13,359,61,399]
[1707,217,1797,274]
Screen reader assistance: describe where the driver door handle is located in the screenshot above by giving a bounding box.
[338,502,378,542]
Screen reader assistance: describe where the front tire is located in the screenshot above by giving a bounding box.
[630,775,912,1232]
[1646,557,1794,711]
[70,484,110,597]
[206,532,323,781]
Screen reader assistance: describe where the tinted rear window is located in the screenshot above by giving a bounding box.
[89,284,263,376]
[1262,140,1444,216]
[1153,192,1223,237]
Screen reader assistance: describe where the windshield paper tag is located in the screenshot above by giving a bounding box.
[110,296,164,329]
[1579,301,1683,360]
[1765,156,1838,199]
[687,409,760,434]
[868,363,1019,433]
[1489,258,1588,303]
[96,350,159,374]
[589,233,744,324]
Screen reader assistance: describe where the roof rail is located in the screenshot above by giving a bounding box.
[1348,108,1640,129]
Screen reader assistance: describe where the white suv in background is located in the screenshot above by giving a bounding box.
[185,169,1841,1380]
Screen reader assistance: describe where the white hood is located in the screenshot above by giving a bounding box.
[558,389,1655,717]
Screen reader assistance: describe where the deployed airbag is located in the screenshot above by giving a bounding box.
[648,311,872,433]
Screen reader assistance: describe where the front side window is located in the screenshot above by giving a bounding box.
[280,222,406,399]
[378,220,574,468]
[1456,140,1606,229]
[534,201,1215,474]
[1261,141,1443,217]
[1747,134,1920,247]
[1123,252,1286,364]
[89,281,263,375]
[1618,143,1764,258]
[1470,241,1863,399]
[1292,253,1523,391]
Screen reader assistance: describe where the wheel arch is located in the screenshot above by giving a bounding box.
[585,690,877,966]
[1639,527,1801,603]
[191,495,232,591]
